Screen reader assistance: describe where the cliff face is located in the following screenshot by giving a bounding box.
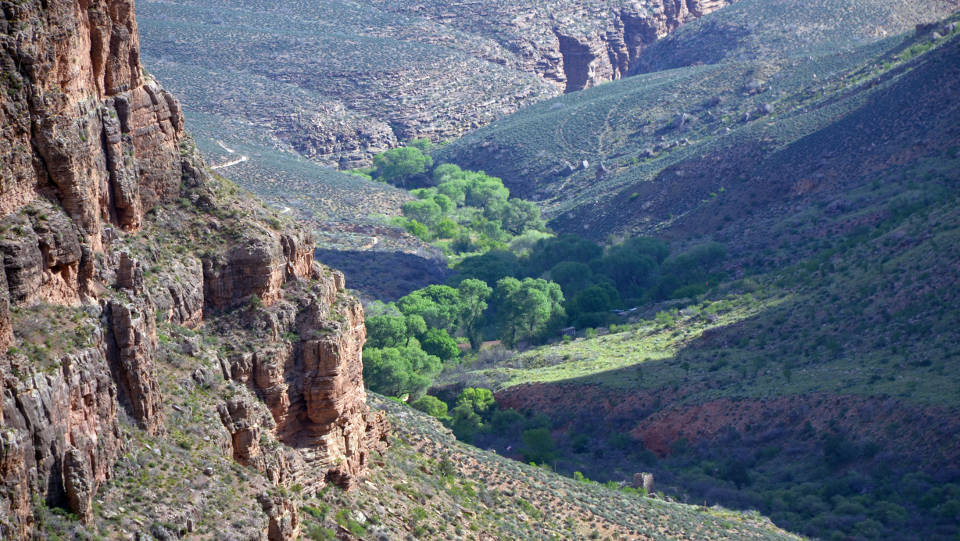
[0,2,384,539]
[523,0,737,93]
[0,0,183,242]
[361,0,736,95]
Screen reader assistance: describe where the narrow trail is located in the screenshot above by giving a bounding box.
[360,236,380,250]
[211,155,249,170]
[217,140,236,154]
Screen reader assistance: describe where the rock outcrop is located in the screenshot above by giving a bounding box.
[1,347,124,537]
[211,237,387,491]
[0,0,184,246]
[258,493,301,541]
[542,1,737,92]
[0,1,386,538]
[104,298,163,435]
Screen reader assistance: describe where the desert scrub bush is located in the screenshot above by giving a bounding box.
[654,309,678,327]
[306,525,336,540]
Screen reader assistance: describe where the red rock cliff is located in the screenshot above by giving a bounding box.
[0,2,384,539]
[1,0,184,245]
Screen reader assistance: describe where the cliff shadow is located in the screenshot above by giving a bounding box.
[314,249,451,301]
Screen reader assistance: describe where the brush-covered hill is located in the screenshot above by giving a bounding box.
[305,395,803,540]
[431,7,960,541]
[433,0,960,241]
[138,0,734,167]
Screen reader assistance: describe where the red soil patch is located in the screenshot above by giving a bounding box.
[496,383,960,466]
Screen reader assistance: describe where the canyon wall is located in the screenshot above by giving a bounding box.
[370,0,737,94]
[0,2,383,539]
[136,0,737,171]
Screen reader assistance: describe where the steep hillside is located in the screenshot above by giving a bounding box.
[631,0,960,73]
[432,8,960,540]
[138,0,734,167]
[434,0,960,241]
[309,394,802,540]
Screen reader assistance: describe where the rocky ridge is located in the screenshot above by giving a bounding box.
[369,0,735,94]
[137,0,735,169]
[0,2,385,539]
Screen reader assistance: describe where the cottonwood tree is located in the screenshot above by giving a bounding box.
[494,277,565,346]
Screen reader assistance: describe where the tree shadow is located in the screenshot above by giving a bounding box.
[315,249,450,301]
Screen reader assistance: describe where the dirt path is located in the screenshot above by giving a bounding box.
[210,155,249,170]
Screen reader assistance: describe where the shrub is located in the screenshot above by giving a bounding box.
[373,146,433,187]
[521,428,556,464]
[411,395,449,419]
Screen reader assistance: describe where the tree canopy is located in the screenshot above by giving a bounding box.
[362,346,441,398]
[494,277,565,346]
[373,146,433,187]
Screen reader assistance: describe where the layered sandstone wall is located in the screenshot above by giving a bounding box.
[0,0,183,245]
[0,2,384,539]
[369,0,737,94]
[1,347,123,536]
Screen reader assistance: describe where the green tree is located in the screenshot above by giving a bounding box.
[373,146,433,187]
[453,251,519,285]
[499,199,544,235]
[521,428,555,464]
[432,193,454,214]
[449,403,483,443]
[410,187,437,200]
[410,395,449,419]
[404,314,427,341]
[409,138,433,153]
[433,163,463,184]
[403,219,432,241]
[362,347,407,397]
[436,179,468,207]
[567,282,621,327]
[365,315,408,349]
[434,218,459,239]
[420,328,460,364]
[402,199,443,227]
[457,278,492,349]
[548,261,594,297]
[595,250,658,299]
[456,387,495,413]
[450,233,476,254]
[397,285,461,332]
[494,277,565,346]
[469,217,507,244]
[362,346,441,398]
[489,408,525,436]
[464,173,510,208]
[507,230,554,257]
[620,237,670,263]
[657,242,727,299]
[526,235,603,277]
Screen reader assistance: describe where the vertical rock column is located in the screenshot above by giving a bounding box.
[0,265,12,351]
[105,299,164,434]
